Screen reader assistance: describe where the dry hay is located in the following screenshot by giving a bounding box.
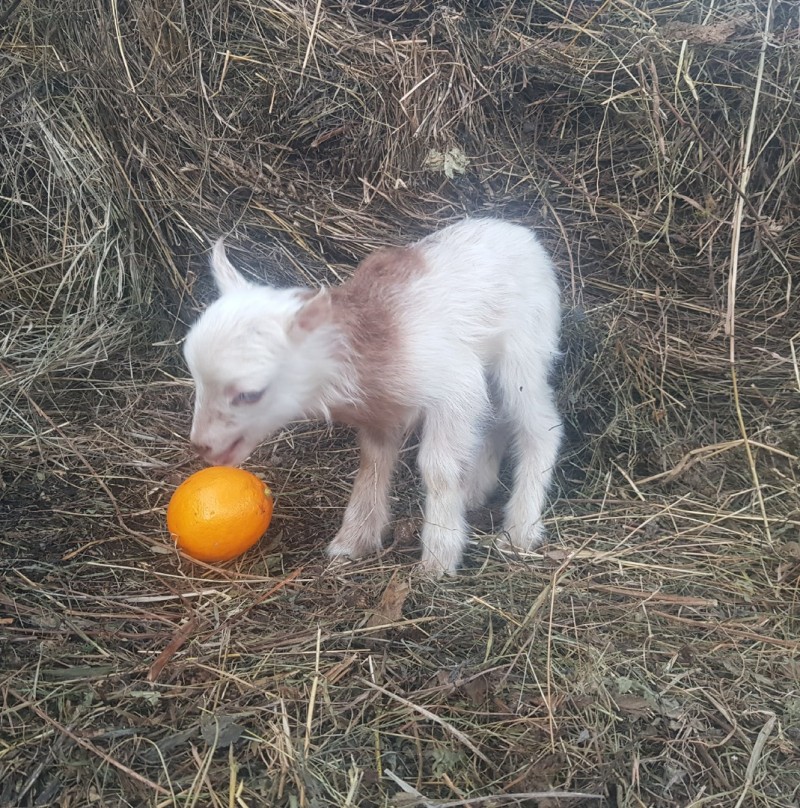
[1,0,799,806]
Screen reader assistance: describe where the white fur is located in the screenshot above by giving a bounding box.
[184,219,563,575]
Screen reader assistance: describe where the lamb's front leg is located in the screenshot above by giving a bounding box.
[417,390,488,577]
[327,427,403,561]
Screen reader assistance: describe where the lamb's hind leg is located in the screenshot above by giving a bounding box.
[327,426,403,560]
[462,418,509,508]
[497,362,563,551]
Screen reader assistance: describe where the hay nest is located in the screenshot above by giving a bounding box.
[2,1,799,806]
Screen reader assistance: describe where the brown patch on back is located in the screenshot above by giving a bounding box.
[351,246,428,286]
[329,246,426,434]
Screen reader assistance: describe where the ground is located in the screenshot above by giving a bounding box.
[2,401,799,806]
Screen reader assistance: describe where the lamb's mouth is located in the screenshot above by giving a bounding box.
[208,436,245,466]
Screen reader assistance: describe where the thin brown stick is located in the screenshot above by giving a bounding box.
[10,689,170,796]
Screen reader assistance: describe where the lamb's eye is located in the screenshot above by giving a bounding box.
[232,389,265,406]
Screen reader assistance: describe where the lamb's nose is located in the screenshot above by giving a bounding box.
[191,441,211,456]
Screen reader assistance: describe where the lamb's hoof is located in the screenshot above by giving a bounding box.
[414,557,458,580]
[326,531,381,561]
[498,522,546,555]
[325,552,354,570]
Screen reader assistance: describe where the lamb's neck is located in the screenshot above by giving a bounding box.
[303,322,363,422]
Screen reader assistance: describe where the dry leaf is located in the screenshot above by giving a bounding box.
[461,673,490,707]
[662,18,742,45]
[366,575,411,630]
[422,146,469,179]
[614,695,652,719]
[200,713,245,748]
[392,517,420,548]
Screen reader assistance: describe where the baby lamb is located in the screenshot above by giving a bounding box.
[184,218,563,576]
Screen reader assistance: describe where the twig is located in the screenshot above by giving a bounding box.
[147,616,200,683]
[385,768,602,806]
[725,0,774,543]
[10,689,169,795]
[733,713,776,808]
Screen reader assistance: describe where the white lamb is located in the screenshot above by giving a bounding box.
[184,218,563,575]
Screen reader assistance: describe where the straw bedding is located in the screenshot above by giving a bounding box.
[1,1,798,806]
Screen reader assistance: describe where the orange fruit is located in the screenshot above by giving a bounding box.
[166,467,273,562]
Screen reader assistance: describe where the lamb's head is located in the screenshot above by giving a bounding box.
[184,240,338,467]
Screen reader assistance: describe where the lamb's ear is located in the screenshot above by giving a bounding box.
[211,238,251,295]
[291,288,332,337]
